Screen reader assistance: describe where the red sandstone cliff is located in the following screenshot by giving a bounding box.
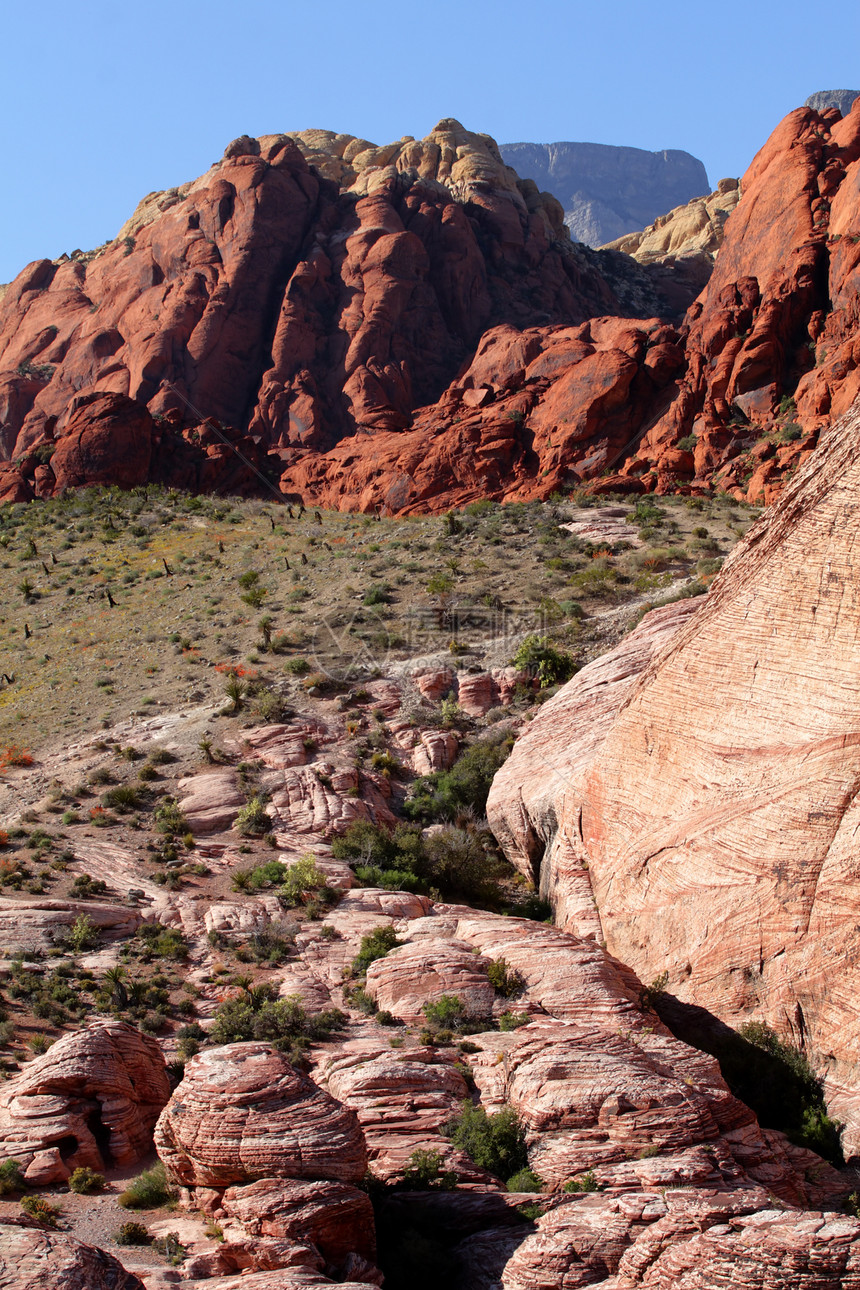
[1,103,859,510]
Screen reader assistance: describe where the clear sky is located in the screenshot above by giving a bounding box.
[2,0,858,283]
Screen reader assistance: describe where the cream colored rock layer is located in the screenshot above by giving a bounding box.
[489,394,860,1151]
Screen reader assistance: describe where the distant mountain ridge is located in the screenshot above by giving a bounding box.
[804,89,859,115]
[499,140,710,247]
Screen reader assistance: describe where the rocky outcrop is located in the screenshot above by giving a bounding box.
[492,1193,860,1290]
[601,178,741,316]
[0,119,623,502]
[178,767,245,834]
[275,98,860,512]
[488,393,860,1151]
[498,141,710,248]
[0,1021,169,1172]
[154,1042,368,1189]
[0,1226,146,1290]
[3,102,858,510]
[221,1177,375,1265]
[0,897,143,956]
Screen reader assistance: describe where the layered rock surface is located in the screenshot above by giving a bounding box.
[0,1020,170,1172]
[488,393,860,1152]
[154,1042,368,1189]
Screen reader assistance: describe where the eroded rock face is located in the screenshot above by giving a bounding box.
[221,1177,376,1266]
[154,1042,367,1188]
[0,119,620,503]
[488,394,860,1151]
[0,1020,169,1171]
[0,1226,145,1289]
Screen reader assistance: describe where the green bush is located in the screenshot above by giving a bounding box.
[506,1167,543,1193]
[564,1169,599,1193]
[512,634,576,687]
[0,1158,23,1195]
[68,1165,105,1194]
[445,1101,528,1181]
[66,913,99,952]
[735,1021,843,1163]
[114,1221,152,1246]
[101,785,143,812]
[118,1162,175,1210]
[135,923,188,959]
[351,924,400,977]
[279,856,335,909]
[498,1011,530,1032]
[210,985,346,1061]
[231,858,288,892]
[154,798,189,837]
[234,796,273,837]
[404,732,514,824]
[486,957,524,998]
[21,1195,62,1227]
[423,994,467,1033]
[401,1147,457,1190]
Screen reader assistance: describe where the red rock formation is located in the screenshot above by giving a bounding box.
[154,1042,368,1189]
[0,1226,146,1290]
[221,1177,376,1268]
[0,1020,169,1172]
[488,394,860,1152]
[2,104,858,509]
[0,122,622,505]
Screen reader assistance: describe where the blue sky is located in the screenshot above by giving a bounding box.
[1,0,858,283]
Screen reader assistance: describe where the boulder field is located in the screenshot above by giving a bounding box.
[1,99,859,510]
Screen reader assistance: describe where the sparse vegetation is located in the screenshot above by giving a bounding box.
[118,1162,175,1210]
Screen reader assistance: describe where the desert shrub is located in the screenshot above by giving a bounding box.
[350,924,400,977]
[68,1165,105,1193]
[154,1231,187,1265]
[331,816,509,903]
[101,785,143,812]
[237,919,297,965]
[279,856,335,909]
[655,1006,843,1165]
[114,1221,152,1245]
[71,873,107,899]
[512,634,576,686]
[283,656,311,675]
[401,1147,457,1190]
[65,913,99,952]
[363,584,391,606]
[21,1195,62,1227]
[564,1169,599,1193]
[135,923,188,959]
[423,994,467,1033]
[498,1011,530,1032]
[118,1162,175,1210]
[0,1158,23,1195]
[234,796,273,836]
[486,958,524,998]
[210,985,346,1061]
[506,1167,543,1193]
[154,798,189,837]
[445,1101,528,1181]
[404,732,514,823]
